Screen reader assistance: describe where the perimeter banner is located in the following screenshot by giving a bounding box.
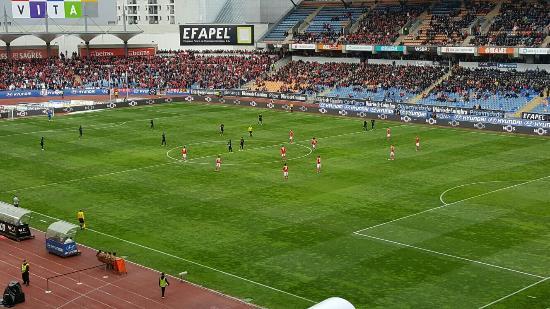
[179,25,254,45]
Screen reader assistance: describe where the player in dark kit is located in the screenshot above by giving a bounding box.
[371,119,375,130]
[79,125,83,138]
[40,137,45,150]
[220,124,224,135]
[161,132,167,146]
[240,137,245,150]
[363,120,368,131]
[150,119,154,129]
[228,140,233,152]
[258,114,263,126]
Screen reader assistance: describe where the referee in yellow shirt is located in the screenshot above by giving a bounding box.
[77,210,86,230]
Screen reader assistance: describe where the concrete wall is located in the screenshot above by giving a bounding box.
[292,55,361,64]
[460,62,550,72]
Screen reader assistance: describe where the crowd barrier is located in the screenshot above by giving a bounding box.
[1,90,548,137]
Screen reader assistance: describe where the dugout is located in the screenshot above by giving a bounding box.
[0,202,33,241]
[308,297,355,309]
[45,221,81,257]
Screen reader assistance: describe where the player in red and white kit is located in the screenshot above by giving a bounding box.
[289,130,294,144]
[389,145,395,161]
[311,137,317,150]
[280,145,287,160]
[215,155,222,171]
[316,155,321,173]
[282,163,289,180]
[415,136,420,151]
[386,128,391,141]
[181,146,188,161]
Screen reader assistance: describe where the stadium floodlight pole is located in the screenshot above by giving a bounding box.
[3,6,9,33]
[126,71,129,101]
[109,71,112,101]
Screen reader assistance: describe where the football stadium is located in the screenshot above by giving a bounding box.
[0,0,548,308]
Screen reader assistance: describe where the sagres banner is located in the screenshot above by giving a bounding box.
[12,0,99,19]
[180,25,254,45]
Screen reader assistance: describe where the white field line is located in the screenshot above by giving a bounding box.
[56,277,126,309]
[29,211,317,304]
[166,142,313,166]
[439,180,527,205]
[354,233,546,279]
[354,175,550,234]
[478,277,549,308]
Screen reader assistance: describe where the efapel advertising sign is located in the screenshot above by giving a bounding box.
[80,47,157,57]
[179,25,254,45]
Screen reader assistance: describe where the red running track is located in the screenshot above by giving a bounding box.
[0,233,255,309]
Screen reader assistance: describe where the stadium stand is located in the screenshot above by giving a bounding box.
[344,4,426,45]
[403,1,495,46]
[0,51,279,91]
[293,5,364,43]
[263,7,317,41]
[420,67,550,112]
[327,63,448,102]
[252,60,358,94]
[470,1,549,47]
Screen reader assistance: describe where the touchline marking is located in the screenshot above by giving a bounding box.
[354,175,550,234]
[478,277,549,308]
[354,233,546,279]
[29,210,317,305]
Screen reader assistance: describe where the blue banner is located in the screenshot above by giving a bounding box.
[374,45,405,52]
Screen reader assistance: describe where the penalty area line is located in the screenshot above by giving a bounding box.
[353,232,546,279]
[478,277,549,309]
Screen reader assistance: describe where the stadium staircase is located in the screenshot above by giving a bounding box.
[478,1,502,35]
[394,10,429,45]
[409,69,452,104]
[241,56,292,90]
[297,6,324,34]
[348,3,376,34]
[514,93,549,117]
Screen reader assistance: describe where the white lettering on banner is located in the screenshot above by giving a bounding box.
[345,45,373,51]
[441,47,475,54]
[519,48,550,55]
[185,27,230,40]
[291,44,316,50]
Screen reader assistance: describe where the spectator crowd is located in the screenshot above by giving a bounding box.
[471,1,549,47]
[0,51,279,91]
[428,66,549,102]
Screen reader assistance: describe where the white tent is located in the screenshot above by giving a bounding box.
[308,297,355,309]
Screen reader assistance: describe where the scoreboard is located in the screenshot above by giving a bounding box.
[11,0,99,19]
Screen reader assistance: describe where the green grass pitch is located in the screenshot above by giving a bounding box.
[1,101,549,308]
